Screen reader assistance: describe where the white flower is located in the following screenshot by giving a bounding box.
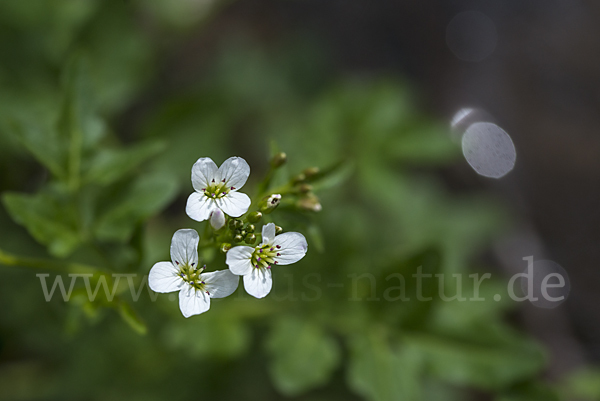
[225,223,308,298]
[149,229,239,317]
[186,156,251,222]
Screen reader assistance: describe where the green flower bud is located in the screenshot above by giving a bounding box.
[298,183,312,193]
[297,194,322,212]
[245,233,257,244]
[220,243,232,253]
[303,167,320,178]
[233,234,244,243]
[228,219,237,229]
[271,152,287,168]
[240,230,246,237]
[247,211,262,223]
[246,224,255,233]
[235,220,244,229]
[292,173,306,184]
[275,225,283,235]
[260,194,282,214]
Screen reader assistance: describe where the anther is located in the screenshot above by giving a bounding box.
[270,247,274,251]
[175,261,179,265]
[277,253,281,256]
[257,257,261,261]
[276,245,281,249]
[267,266,271,269]
[212,179,215,183]
[259,249,263,253]
[231,186,236,190]
[191,263,195,266]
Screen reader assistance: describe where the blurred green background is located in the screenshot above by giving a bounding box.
[0,1,598,400]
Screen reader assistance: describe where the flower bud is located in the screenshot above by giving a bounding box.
[260,194,282,214]
[228,219,237,229]
[220,243,232,253]
[271,152,287,168]
[246,224,255,233]
[245,233,257,244]
[298,183,312,193]
[235,219,244,229]
[297,194,322,212]
[209,209,226,230]
[275,225,283,235]
[233,234,243,243]
[247,211,262,223]
[292,173,306,184]
[303,167,320,178]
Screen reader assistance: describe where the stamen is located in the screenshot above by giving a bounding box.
[276,245,281,249]
[257,257,261,261]
[222,179,226,182]
[212,179,215,183]
[201,281,205,284]
[254,264,259,268]
[259,249,263,253]
[202,188,206,191]
[270,247,274,251]
[191,263,195,266]
[222,192,227,195]
[190,281,195,285]
[267,266,271,269]
[231,186,236,190]
[206,291,210,295]
[212,193,216,197]
[277,253,281,256]
[274,261,278,264]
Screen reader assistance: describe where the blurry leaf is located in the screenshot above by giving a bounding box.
[94,172,178,242]
[58,56,104,190]
[266,316,340,396]
[83,141,165,185]
[404,330,545,391]
[347,330,422,401]
[2,190,81,257]
[560,368,600,400]
[118,301,147,335]
[3,118,67,180]
[497,382,561,401]
[164,311,250,359]
[386,121,458,165]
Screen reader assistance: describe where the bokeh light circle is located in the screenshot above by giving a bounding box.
[462,122,516,178]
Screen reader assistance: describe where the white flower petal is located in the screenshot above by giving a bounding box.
[225,246,254,275]
[272,232,308,265]
[191,157,218,191]
[186,192,217,222]
[243,268,273,298]
[202,269,239,298]
[216,191,251,217]
[260,223,276,246]
[209,209,226,230]
[170,229,199,267]
[179,285,211,317]
[148,261,183,293]
[218,156,250,189]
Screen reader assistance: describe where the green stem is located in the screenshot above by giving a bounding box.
[0,248,105,274]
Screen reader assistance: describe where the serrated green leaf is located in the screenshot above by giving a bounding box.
[2,190,81,257]
[266,316,340,396]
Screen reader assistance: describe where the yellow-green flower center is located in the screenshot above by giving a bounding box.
[202,179,235,199]
[250,243,282,270]
[177,263,208,293]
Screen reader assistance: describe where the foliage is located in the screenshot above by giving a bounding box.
[0,1,583,400]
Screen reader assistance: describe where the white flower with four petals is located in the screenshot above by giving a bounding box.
[186,157,251,222]
[149,229,239,317]
[226,223,308,298]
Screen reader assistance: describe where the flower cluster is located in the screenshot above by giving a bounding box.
[149,156,308,317]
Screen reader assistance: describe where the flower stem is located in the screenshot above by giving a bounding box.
[0,248,104,274]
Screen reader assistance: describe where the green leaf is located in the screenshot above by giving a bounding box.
[94,172,178,242]
[117,301,147,335]
[266,316,340,396]
[497,382,561,401]
[347,331,422,401]
[404,330,545,391]
[83,140,165,185]
[2,190,81,257]
[57,56,105,190]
